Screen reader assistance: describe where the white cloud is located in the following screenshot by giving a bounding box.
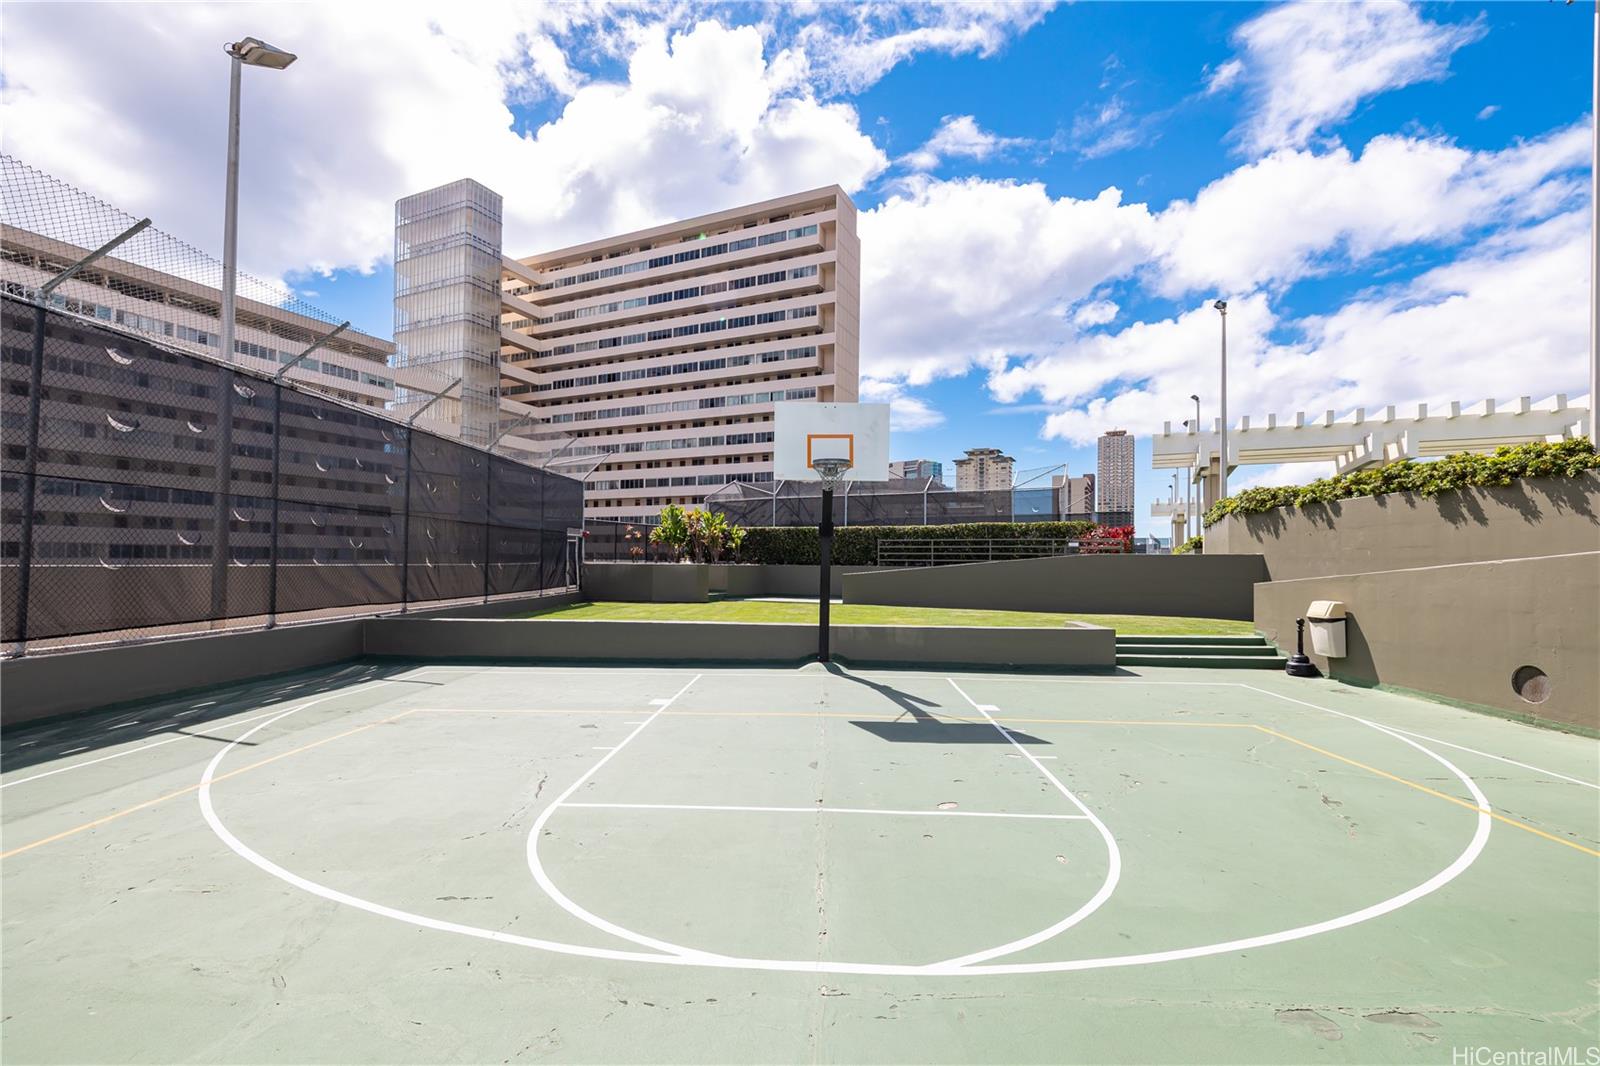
[857,177,1157,386]
[1073,300,1120,328]
[1204,58,1244,95]
[794,1,1056,95]
[899,114,1031,172]
[859,378,944,431]
[1152,123,1588,297]
[1220,1,1485,155]
[1477,104,1500,121]
[991,207,1590,447]
[4,4,1045,289]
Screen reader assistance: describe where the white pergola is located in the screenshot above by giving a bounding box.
[1150,394,1592,540]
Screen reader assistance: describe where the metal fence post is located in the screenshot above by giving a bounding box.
[208,365,237,623]
[266,382,283,628]
[482,453,492,603]
[12,301,48,656]
[399,427,414,613]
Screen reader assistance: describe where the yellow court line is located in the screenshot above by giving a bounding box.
[0,710,418,860]
[1250,725,1600,859]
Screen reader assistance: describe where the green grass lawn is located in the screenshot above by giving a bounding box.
[518,599,1254,635]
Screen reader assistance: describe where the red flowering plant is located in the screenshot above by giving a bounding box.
[1079,524,1134,554]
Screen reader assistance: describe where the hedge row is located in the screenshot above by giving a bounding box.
[738,520,1098,566]
[1203,438,1600,528]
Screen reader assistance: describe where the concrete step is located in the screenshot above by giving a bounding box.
[1116,653,1288,670]
[1113,634,1266,647]
[1120,633,1280,653]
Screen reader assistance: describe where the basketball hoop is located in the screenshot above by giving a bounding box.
[810,457,853,490]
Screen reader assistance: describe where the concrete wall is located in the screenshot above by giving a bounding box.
[841,554,1268,620]
[1210,471,1600,579]
[0,590,580,727]
[1,620,365,728]
[708,564,888,598]
[1255,552,1599,733]
[364,618,1115,670]
[582,563,710,602]
[585,563,891,600]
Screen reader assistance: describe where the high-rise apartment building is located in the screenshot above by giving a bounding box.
[889,459,944,485]
[953,448,1015,492]
[1052,473,1095,515]
[492,186,859,522]
[1,223,395,408]
[1096,430,1135,513]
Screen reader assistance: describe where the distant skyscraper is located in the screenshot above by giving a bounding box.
[889,458,944,485]
[954,448,1015,491]
[1097,430,1135,514]
[1052,473,1095,515]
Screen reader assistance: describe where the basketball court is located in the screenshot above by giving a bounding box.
[3,659,1596,1063]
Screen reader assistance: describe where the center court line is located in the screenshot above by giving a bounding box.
[941,678,1125,968]
[523,674,735,961]
[561,802,1091,820]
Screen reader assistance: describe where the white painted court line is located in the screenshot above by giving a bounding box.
[1004,753,1057,760]
[4,705,333,790]
[196,672,1500,977]
[1237,684,1599,791]
[524,674,730,961]
[941,678,1124,968]
[1380,725,1598,791]
[562,802,1091,820]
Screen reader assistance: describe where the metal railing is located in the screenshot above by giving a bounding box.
[0,297,584,656]
[874,538,1089,567]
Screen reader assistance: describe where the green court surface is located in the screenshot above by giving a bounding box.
[2,662,1596,1064]
[520,600,1255,635]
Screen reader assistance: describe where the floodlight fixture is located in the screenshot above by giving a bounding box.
[227,37,298,69]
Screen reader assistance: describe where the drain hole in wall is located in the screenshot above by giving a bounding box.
[1511,666,1550,704]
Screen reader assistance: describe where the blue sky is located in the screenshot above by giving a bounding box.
[4,1,1592,534]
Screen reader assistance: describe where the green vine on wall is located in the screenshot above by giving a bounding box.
[1202,438,1600,529]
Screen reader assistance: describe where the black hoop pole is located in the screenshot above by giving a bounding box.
[818,485,834,663]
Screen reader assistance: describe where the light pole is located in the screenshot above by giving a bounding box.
[1591,0,1599,435]
[210,35,295,627]
[1213,301,1229,502]
[220,36,297,367]
[1190,393,1201,532]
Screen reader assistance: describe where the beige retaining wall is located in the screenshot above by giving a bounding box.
[363,617,1115,670]
[841,554,1268,620]
[1223,471,1600,732]
[1255,552,1598,733]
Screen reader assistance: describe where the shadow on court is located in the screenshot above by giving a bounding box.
[0,660,434,775]
[848,720,1050,744]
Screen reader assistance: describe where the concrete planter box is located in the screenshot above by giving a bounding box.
[1212,471,1600,579]
[582,562,709,602]
[585,562,892,601]
[1237,473,1600,732]
[364,617,1116,670]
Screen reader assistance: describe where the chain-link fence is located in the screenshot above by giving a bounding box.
[1,297,584,655]
[702,479,1132,529]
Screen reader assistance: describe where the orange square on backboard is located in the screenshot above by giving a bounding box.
[806,433,854,468]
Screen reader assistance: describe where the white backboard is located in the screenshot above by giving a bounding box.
[774,402,890,481]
